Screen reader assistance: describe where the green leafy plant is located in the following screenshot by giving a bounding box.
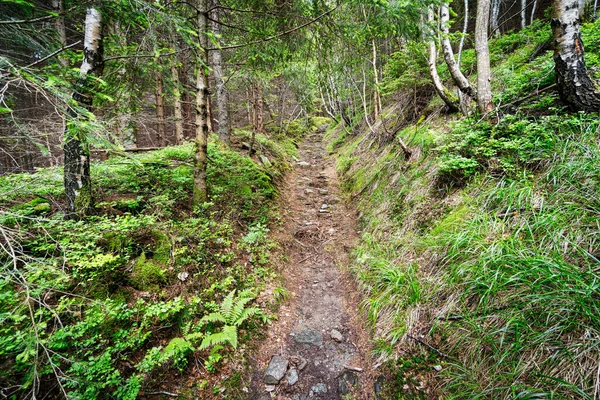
[198,289,260,350]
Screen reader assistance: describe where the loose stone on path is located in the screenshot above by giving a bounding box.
[264,355,288,385]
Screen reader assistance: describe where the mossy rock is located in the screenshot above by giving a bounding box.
[131,253,167,291]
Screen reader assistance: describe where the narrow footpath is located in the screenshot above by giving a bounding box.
[249,130,375,399]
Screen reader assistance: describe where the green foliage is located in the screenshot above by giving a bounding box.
[435,113,582,183]
[0,135,288,397]
[197,289,260,350]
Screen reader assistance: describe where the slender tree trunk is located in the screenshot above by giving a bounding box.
[171,62,185,144]
[458,0,469,67]
[52,0,68,68]
[440,4,477,100]
[211,5,231,145]
[551,0,600,111]
[427,8,460,112]
[491,0,500,35]
[193,0,210,206]
[531,0,538,23]
[155,72,166,146]
[182,54,193,139]
[371,39,382,120]
[64,8,103,218]
[521,0,527,28]
[249,80,264,155]
[475,0,494,114]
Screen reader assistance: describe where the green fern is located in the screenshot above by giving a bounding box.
[197,289,260,350]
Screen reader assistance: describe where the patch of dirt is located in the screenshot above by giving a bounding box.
[247,130,377,399]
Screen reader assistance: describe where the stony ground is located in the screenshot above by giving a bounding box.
[248,130,377,399]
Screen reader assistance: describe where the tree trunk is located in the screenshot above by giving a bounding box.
[211,5,231,145]
[551,0,600,111]
[458,0,468,67]
[521,0,527,29]
[440,4,477,100]
[193,0,210,206]
[64,8,103,218]
[475,0,494,114]
[427,8,460,112]
[182,54,193,140]
[155,72,166,146]
[531,0,538,24]
[171,62,185,145]
[52,0,68,68]
[371,39,382,120]
[250,80,264,155]
[491,0,500,35]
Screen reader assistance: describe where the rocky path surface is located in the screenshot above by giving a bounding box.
[249,131,375,399]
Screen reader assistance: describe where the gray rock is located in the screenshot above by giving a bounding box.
[264,355,289,385]
[305,189,314,194]
[292,395,307,400]
[291,328,323,346]
[330,329,343,342]
[374,375,384,394]
[433,364,443,372]
[265,384,276,392]
[296,161,311,167]
[259,155,272,167]
[318,189,329,195]
[286,368,299,386]
[338,371,358,395]
[310,383,328,394]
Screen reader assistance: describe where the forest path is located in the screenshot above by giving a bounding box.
[248,129,376,399]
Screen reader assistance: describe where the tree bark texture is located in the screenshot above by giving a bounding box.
[475,0,494,114]
[64,8,103,218]
[211,6,231,144]
[171,62,185,144]
[440,4,477,100]
[155,72,166,146]
[193,0,210,206]
[427,8,460,112]
[491,0,500,35]
[52,0,68,67]
[551,0,600,111]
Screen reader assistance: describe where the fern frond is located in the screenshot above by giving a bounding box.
[200,312,227,325]
[222,325,238,349]
[198,326,238,350]
[219,289,237,321]
[230,295,255,323]
[234,307,260,326]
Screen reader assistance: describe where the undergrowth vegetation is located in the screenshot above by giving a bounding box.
[0,127,305,399]
[330,19,600,398]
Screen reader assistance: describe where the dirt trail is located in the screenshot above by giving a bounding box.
[249,130,375,399]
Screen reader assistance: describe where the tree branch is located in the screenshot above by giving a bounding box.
[25,41,82,68]
[208,5,339,51]
[0,7,77,25]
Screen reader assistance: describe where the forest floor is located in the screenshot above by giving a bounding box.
[247,130,377,399]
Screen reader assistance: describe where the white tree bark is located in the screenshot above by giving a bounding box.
[440,4,477,100]
[427,8,459,112]
[475,0,494,114]
[521,0,527,29]
[193,0,210,205]
[491,0,500,35]
[552,0,600,111]
[171,62,185,145]
[64,8,103,217]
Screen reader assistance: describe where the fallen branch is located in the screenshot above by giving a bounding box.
[500,84,557,109]
[407,334,459,363]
